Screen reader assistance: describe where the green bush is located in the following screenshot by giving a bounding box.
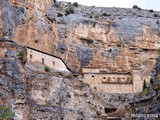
[149,9,154,12]
[44,66,50,72]
[18,51,26,59]
[133,5,138,9]
[109,49,112,53]
[132,5,141,10]
[0,106,15,119]
[154,13,158,17]
[102,12,111,17]
[73,2,78,7]
[142,87,149,96]
[65,7,74,16]
[143,80,147,90]
[90,15,93,19]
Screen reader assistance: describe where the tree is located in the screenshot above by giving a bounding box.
[143,80,147,90]
[73,2,78,7]
[0,106,15,120]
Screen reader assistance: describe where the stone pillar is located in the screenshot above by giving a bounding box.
[132,70,143,93]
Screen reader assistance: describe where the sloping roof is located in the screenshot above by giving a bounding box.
[27,46,71,72]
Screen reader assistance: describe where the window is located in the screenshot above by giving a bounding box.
[127,78,131,83]
[118,77,121,82]
[91,75,94,79]
[30,54,32,59]
[108,77,111,82]
[42,58,44,64]
[103,77,106,82]
[53,61,55,66]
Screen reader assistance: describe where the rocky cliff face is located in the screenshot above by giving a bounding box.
[130,57,160,120]
[0,40,135,120]
[0,0,159,80]
[0,1,160,119]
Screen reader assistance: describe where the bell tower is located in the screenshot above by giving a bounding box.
[132,69,143,93]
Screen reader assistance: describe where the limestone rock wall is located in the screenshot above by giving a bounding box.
[131,57,160,120]
[0,40,135,120]
[0,1,159,79]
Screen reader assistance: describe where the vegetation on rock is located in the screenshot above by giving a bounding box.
[44,66,50,72]
[102,12,111,17]
[0,106,15,119]
[132,5,141,10]
[73,2,78,7]
[65,7,74,16]
[18,50,26,58]
[143,80,147,90]
[149,9,154,13]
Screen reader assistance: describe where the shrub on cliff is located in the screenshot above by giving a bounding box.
[143,80,147,90]
[149,9,154,13]
[73,2,78,7]
[154,13,158,17]
[140,87,149,96]
[65,7,74,16]
[102,12,111,17]
[0,106,15,119]
[18,51,25,58]
[44,66,50,72]
[132,5,141,10]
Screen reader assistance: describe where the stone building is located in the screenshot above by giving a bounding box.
[27,47,70,72]
[82,67,143,93]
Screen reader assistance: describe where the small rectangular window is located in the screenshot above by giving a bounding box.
[30,54,32,59]
[53,61,55,66]
[118,77,121,82]
[42,58,44,64]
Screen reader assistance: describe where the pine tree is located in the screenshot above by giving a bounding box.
[143,80,147,90]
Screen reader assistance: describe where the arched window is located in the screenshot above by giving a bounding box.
[103,77,106,82]
[91,75,94,79]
